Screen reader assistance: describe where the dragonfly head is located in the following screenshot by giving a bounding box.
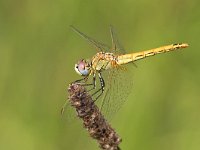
[75,59,91,76]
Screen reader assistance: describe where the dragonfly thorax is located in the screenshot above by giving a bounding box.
[91,52,118,71]
[75,59,91,76]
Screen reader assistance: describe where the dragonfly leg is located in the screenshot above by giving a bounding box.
[74,78,85,83]
[74,76,93,86]
[87,73,97,92]
[92,72,105,102]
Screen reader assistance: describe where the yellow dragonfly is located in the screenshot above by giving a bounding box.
[65,26,188,119]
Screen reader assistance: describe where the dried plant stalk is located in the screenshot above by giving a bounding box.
[68,83,122,150]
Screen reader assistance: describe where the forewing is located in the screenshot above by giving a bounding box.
[70,26,110,52]
[61,100,78,123]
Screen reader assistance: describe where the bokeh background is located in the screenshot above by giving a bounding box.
[0,0,200,150]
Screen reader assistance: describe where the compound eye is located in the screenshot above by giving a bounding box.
[74,60,90,76]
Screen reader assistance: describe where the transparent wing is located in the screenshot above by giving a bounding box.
[97,26,134,120]
[110,25,137,67]
[61,99,77,123]
[63,26,110,122]
[99,65,134,120]
[69,26,134,121]
[109,25,126,54]
[70,26,110,52]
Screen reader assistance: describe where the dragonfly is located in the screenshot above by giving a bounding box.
[64,25,189,119]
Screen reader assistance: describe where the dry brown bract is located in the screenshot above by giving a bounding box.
[68,83,121,150]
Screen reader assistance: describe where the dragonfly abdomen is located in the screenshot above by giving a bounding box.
[117,43,188,65]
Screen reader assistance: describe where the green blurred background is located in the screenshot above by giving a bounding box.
[0,0,200,150]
